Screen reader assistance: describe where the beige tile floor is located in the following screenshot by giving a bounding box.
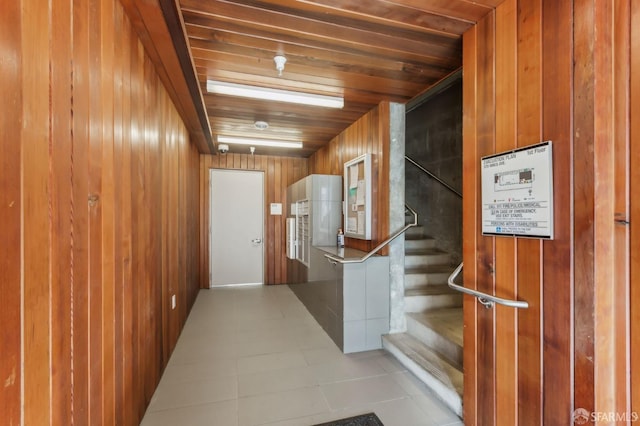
[141,285,463,426]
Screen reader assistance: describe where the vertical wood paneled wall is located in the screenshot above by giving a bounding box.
[0,0,201,424]
[309,102,391,253]
[200,154,309,286]
[463,0,639,424]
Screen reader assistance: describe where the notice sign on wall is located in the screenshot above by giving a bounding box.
[481,141,554,239]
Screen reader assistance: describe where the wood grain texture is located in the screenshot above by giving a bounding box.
[51,0,74,423]
[200,153,309,286]
[88,1,105,422]
[630,0,640,418]
[1,0,201,424]
[494,1,518,424]
[22,0,52,423]
[573,0,596,415]
[72,0,92,420]
[611,1,631,419]
[515,0,543,424]
[112,6,126,424]
[541,0,574,423]
[573,2,613,412]
[474,11,497,426]
[0,1,23,424]
[590,0,620,418]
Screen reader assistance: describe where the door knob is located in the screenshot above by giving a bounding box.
[252,238,263,244]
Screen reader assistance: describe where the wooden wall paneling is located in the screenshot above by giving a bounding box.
[112,4,126,424]
[592,0,620,417]
[2,0,202,423]
[174,104,183,339]
[0,1,22,424]
[611,1,631,417]
[573,0,596,415]
[72,0,92,421]
[461,21,479,425]
[181,132,189,314]
[630,0,640,417]
[199,155,209,288]
[169,96,179,356]
[155,68,165,391]
[268,156,276,285]
[22,0,53,423]
[160,90,170,375]
[146,54,158,408]
[101,0,117,422]
[371,109,381,242]
[274,157,283,284]
[178,130,185,322]
[494,1,518,424]
[474,11,496,426]
[50,0,74,423]
[515,0,544,423]
[169,95,178,361]
[188,142,201,307]
[145,55,163,404]
[177,112,186,346]
[541,0,574,422]
[377,102,390,250]
[120,15,136,426]
[88,1,106,421]
[129,36,145,420]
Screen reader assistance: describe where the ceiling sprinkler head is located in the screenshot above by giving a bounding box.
[274,55,287,76]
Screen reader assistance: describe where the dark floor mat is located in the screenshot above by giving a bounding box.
[312,412,384,426]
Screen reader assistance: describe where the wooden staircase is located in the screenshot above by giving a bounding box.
[382,224,463,417]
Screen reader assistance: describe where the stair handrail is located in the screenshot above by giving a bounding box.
[405,156,462,199]
[447,262,529,309]
[324,204,418,265]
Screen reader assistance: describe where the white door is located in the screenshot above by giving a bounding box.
[209,169,264,287]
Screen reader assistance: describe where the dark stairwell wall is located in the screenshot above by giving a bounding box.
[406,77,463,265]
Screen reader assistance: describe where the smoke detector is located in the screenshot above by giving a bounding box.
[274,55,287,76]
[254,120,269,130]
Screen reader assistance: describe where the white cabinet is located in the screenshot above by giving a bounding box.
[286,175,342,268]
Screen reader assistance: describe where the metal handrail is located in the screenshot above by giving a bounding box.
[405,156,462,199]
[324,204,418,265]
[447,262,529,309]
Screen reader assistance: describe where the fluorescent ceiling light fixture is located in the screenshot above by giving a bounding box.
[217,136,303,149]
[207,80,344,109]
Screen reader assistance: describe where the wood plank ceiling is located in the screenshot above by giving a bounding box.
[163,0,500,156]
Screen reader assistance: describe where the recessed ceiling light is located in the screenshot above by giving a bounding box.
[217,135,303,149]
[206,80,344,109]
